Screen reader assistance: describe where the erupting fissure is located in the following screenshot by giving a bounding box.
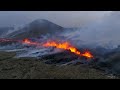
[42,41,94,59]
[0,38,94,59]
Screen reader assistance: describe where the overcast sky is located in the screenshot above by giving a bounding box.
[0,11,112,28]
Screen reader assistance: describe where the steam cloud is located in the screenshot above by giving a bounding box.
[63,11,120,48]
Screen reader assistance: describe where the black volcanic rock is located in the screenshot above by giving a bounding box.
[7,19,64,39]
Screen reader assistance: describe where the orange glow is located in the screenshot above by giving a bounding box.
[22,38,40,46]
[23,38,31,44]
[82,51,94,59]
[22,38,94,59]
[43,41,93,59]
[0,38,94,59]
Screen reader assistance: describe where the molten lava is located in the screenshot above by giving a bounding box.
[0,38,94,59]
[42,41,94,59]
[22,38,40,46]
[81,51,94,58]
[0,38,16,42]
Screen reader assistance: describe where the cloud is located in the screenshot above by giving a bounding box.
[66,11,120,47]
[0,11,111,27]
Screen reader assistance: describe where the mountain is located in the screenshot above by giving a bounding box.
[6,19,64,39]
[0,27,14,37]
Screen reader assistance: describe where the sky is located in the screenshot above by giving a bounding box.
[0,11,112,28]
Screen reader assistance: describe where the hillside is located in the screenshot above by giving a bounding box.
[6,19,64,39]
[0,27,14,37]
[0,51,111,79]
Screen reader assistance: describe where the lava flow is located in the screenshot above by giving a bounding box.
[22,39,94,59]
[22,38,40,46]
[0,38,16,42]
[0,38,94,59]
[42,41,94,59]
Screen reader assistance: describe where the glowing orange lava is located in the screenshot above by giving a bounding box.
[22,38,40,46]
[22,38,94,59]
[82,51,94,59]
[43,41,94,59]
[0,38,94,59]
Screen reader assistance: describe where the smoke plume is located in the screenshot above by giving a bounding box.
[62,11,120,48]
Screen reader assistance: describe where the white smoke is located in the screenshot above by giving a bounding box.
[62,11,120,49]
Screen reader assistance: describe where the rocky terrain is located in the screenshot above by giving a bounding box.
[0,51,113,79]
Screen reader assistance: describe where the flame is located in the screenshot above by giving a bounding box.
[43,41,94,59]
[82,51,94,59]
[23,38,31,44]
[22,38,40,46]
[0,38,94,59]
[43,41,81,54]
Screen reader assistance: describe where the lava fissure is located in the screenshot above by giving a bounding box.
[0,38,94,59]
[42,41,94,59]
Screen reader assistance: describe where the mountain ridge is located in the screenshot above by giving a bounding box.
[5,19,65,39]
